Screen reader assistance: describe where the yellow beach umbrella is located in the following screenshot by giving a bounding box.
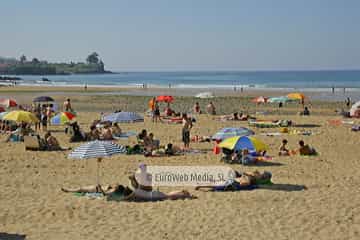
[3,110,39,123]
[287,93,305,101]
[218,136,268,152]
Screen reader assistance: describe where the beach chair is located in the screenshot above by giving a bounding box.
[24,136,42,151]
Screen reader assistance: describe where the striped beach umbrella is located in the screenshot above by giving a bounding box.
[68,140,126,185]
[102,112,144,123]
[212,127,254,141]
[218,136,268,152]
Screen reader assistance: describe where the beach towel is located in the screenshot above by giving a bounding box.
[112,131,137,139]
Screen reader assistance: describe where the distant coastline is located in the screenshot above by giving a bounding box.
[0,52,111,75]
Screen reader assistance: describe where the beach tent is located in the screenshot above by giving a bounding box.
[68,140,126,185]
[252,96,268,103]
[102,112,144,123]
[33,96,54,102]
[212,127,254,141]
[218,136,268,152]
[195,92,215,99]
[0,98,17,107]
[268,96,292,103]
[350,101,360,117]
[3,110,39,123]
[156,95,174,103]
[51,112,76,125]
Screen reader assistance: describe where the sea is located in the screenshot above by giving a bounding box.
[3,70,360,101]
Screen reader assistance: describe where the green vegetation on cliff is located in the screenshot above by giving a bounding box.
[0,52,111,75]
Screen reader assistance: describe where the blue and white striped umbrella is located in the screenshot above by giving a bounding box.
[68,140,126,159]
[102,112,144,123]
[212,127,254,141]
[68,140,126,185]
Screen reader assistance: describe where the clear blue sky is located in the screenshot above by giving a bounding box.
[1,0,359,71]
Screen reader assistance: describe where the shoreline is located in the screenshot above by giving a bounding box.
[0,85,357,102]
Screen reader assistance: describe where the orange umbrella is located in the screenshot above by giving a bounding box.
[156,95,174,103]
[0,98,17,107]
[287,93,305,101]
[252,96,268,103]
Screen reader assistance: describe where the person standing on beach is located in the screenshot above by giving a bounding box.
[63,98,72,112]
[181,113,192,149]
[346,97,351,107]
[206,102,216,115]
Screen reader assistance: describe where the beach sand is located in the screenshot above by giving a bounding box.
[1,86,359,240]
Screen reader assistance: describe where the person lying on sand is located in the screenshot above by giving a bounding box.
[128,174,195,201]
[297,140,317,156]
[215,112,249,121]
[61,184,130,195]
[195,170,272,192]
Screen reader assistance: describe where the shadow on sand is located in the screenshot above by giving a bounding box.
[0,232,26,240]
[259,184,307,192]
[293,124,321,128]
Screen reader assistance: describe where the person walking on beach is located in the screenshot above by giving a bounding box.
[182,113,192,149]
[63,98,72,112]
[206,102,216,115]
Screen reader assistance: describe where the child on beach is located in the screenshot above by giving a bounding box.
[279,139,290,156]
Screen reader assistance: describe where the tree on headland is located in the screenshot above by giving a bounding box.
[31,58,40,64]
[20,55,27,63]
[86,52,99,64]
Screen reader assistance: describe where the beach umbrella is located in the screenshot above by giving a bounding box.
[0,98,17,107]
[218,136,268,152]
[51,112,76,125]
[156,95,174,103]
[212,127,254,141]
[33,96,54,102]
[268,96,292,103]
[195,92,215,99]
[251,96,268,103]
[3,110,39,123]
[102,112,144,123]
[68,140,126,185]
[287,93,305,101]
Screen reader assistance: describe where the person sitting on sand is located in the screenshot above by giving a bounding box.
[300,106,310,116]
[111,123,122,136]
[241,148,257,165]
[298,140,317,156]
[206,101,216,115]
[193,102,201,114]
[195,170,272,192]
[87,125,100,141]
[279,139,290,156]
[164,103,174,116]
[101,125,113,140]
[148,133,160,150]
[44,131,61,150]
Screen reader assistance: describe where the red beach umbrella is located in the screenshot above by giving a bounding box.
[156,95,174,103]
[0,98,17,107]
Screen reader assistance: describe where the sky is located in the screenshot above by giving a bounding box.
[1,0,360,71]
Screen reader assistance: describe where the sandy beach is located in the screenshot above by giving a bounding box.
[1,86,359,240]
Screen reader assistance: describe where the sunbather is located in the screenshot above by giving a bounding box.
[195,170,272,192]
[279,139,290,156]
[87,125,100,141]
[298,140,317,156]
[193,102,201,114]
[44,131,61,150]
[111,123,122,136]
[101,125,113,140]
